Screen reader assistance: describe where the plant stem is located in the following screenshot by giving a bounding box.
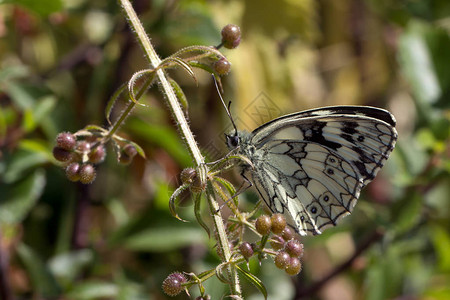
[206,183,242,297]
[105,77,152,141]
[118,0,241,296]
[71,184,90,249]
[119,0,203,165]
[0,232,14,300]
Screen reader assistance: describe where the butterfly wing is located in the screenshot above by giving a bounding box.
[243,106,397,236]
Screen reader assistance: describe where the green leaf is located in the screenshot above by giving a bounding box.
[0,65,29,82]
[105,198,129,226]
[22,96,57,133]
[194,192,210,237]
[17,243,61,298]
[4,0,63,16]
[431,224,450,272]
[213,176,237,205]
[170,45,224,60]
[2,147,49,184]
[365,246,404,300]
[66,281,118,300]
[105,83,126,125]
[399,24,440,104]
[168,78,189,112]
[365,262,386,300]
[236,264,268,300]
[122,226,206,252]
[127,69,154,107]
[48,249,94,287]
[398,20,450,106]
[0,105,6,138]
[76,125,107,138]
[4,81,36,109]
[152,181,172,211]
[188,61,216,75]
[162,57,197,84]
[392,191,422,235]
[54,193,76,254]
[112,135,146,159]
[169,184,190,222]
[19,139,51,154]
[114,271,148,300]
[0,169,46,225]
[126,140,146,159]
[424,285,450,300]
[392,138,428,185]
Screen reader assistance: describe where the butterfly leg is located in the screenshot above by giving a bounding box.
[214,170,253,213]
[232,170,254,199]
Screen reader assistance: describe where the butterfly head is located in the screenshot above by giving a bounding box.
[225,132,240,150]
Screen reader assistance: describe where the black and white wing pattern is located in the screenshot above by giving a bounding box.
[227,106,397,236]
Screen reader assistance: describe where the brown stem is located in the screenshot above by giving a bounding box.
[71,184,90,249]
[0,232,14,300]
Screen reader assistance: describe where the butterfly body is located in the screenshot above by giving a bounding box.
[226,106,397,236]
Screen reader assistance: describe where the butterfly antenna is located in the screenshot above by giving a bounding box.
[212,74,238,136]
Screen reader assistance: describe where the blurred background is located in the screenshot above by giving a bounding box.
[0,0,449,299]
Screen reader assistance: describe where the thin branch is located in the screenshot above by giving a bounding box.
[206,183,242,297]
[118,0,203,165]
[0,232,14,300]
[71,184,90,249]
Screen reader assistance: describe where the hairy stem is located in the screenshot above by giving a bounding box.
[118,0,240,296]
[119,0,203,164]
[105,77,152,141]
[206,183,242,297]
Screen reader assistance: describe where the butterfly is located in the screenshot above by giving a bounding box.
[225,106,397,236]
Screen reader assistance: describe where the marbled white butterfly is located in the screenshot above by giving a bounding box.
[225,106,397,236]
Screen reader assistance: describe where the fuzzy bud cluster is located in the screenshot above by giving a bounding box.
[53,131,138,184]
[254,214,304,276]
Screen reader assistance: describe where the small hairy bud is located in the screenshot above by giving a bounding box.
[118,153,132,165]
[76,141,91,153]
[162,272,187,296]
[281,227,294,241]
[274,251,290,270]
[286,239,304,258]
[221,24,241,49]
[285,257,302,276]
[239,242,254,259]
[255,215,272,235]
[123,144,137,158]
[214,58,231,75]
[56,132,76,151]
[65,163,81,182]
[79,164,96,184]
[119,144,137,165]
[180,168,205,193]
[270,213,286,235]
[53,147,73,162]
[180,168,197,185]
[89,145,106,164]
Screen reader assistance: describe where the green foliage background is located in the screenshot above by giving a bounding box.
[0,0,449,299]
